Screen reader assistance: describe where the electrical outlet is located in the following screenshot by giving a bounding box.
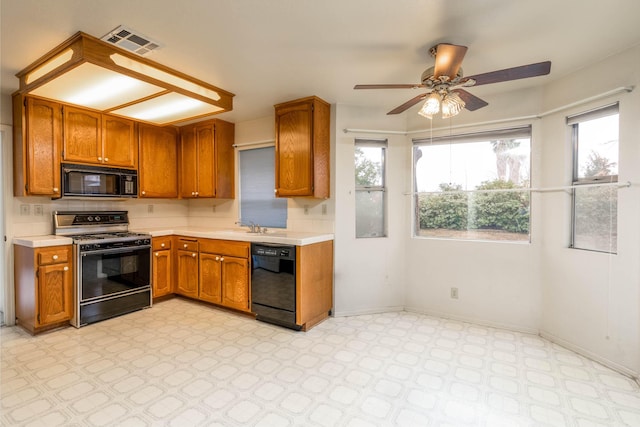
[321,204,327,215]
[304,205,309,215]
[451,287,459,299]
[20,204,30,216]
[147,204,154,214]
[34,205,43,216]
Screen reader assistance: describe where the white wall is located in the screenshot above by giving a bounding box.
[538,45,640,376]
[333,104,408,315]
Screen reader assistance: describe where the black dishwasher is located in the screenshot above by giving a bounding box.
[251,243,300,330]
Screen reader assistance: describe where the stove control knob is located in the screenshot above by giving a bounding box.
[87,216,93,222]
[95,216,101,222]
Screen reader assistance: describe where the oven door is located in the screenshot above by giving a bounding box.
[78,245,151,302]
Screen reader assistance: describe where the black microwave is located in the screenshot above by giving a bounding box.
[62,164,138,198]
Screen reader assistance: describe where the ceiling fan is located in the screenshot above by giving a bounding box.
[354,43,551,118]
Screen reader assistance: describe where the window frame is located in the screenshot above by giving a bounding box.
[355,138,387,238]
[412,126,532,242]
[569,103,619,253]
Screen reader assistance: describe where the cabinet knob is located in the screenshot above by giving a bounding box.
[141,191,146,196]
[104,157,109,162]
[191,192,196,196]
[195,192,199,196]
[183,243,188,248]
[220,257,224,262]
[53,187,59,193]
[215,256,220,261]
[161,243,165,248]
[192,253,197,258]
[98,156,102,161]
[52,255,59,260]
[274,189,278,194]
[63,266,69,271]
[155,253,159,257]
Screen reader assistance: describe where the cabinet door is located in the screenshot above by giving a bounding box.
[195,125,215,197]
[25,97,62,196]
[199,252,222,304]
[37,262,72,326]
[152,249,172,298]
[63,106,102,164]
[175,249,199,298]
[275,102,313,197]
[103,115,136,168]
[179,125,198,198]
[139,124,179,198]
[221,256,250,311]
[213,120,235,199]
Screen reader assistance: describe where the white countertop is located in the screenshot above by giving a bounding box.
[131,226,334,246]
[13,228,333,248]
[13,235,74,248]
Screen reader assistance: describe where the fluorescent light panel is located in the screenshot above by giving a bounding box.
[29,63,164,110]
[111,92,223,124]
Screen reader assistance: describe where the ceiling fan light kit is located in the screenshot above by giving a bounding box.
[354,43,551,119]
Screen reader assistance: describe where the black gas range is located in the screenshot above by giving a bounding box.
[53,211,152,327]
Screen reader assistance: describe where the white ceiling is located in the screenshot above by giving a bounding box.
[2,0,640,123]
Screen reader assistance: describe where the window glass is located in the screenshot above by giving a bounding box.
[571,105,619,253]
[239,146,288,228]
[355,141,386,238]
[413,127,531,242]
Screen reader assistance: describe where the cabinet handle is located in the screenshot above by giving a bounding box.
[191,191,196,196]
[52,255,59,260]
[63,266,69,271]
[98,156,102,161]
[215,256,220,261]
[183,244,188,248]
[192,253,197,258]
[195,192,199,196]
[220,257,224,262]
[155,253,159,257]
[274,189,278,194]
[141,191,146,196]
[161,243,165,248]
[53,187,59,193]
[104,157,109,162]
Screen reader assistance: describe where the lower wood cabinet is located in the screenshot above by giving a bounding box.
[14,244,73,334]
[152,237,173,298]
[170,237,251,313]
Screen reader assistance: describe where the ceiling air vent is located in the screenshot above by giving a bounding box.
[101,25,161,56]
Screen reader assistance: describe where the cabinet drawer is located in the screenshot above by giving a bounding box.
[199,239,250,258]
[176,238,198,252]
[37,246,71,265]
[152,237,172,251]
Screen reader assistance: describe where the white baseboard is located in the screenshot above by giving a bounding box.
[539,330,639,381]
[333,306,404,317]
[404,306,540,335]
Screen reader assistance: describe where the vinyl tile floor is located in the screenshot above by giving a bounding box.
[1,298,639,427]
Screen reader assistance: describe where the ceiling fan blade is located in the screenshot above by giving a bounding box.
[354,84,425,89]
[464,61,551,86]
[453,89,488,111]
[433,44,468,79]
[387,93,428,115]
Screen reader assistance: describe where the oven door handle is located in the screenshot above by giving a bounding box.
[80,245,151,256]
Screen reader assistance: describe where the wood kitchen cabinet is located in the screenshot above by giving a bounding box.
[152,237,173,298]
[296,240,333,331]
[14,244,73,334]
[274,96,330,199]
[199,239,250,312]
[139,124,179,198]
[175,238,199,298]
[178,119,235,199]
[12,95,63,197]
[63,106,137,169]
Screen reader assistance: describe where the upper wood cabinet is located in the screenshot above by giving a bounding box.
[138,124,179,198]
[63,106,137,169]
[274,96,330,199]
[12,95,63,197]
[179,119,235,199]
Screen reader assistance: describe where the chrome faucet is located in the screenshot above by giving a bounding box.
[236,220,261,233]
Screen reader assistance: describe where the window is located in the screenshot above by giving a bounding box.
[569,103,619,253]
[413,126,531,241]
[239,146,287,228]
[355,139,387,238]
